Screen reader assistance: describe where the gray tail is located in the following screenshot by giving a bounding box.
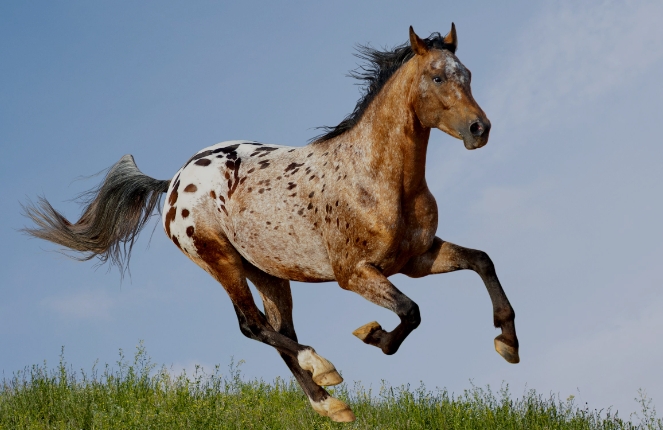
[22,155,170,273]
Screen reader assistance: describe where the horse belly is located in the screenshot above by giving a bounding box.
[228,199,335,282]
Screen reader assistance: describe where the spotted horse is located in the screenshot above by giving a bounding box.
[24,25,519,422]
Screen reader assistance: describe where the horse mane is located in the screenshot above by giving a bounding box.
[310,32,455,144]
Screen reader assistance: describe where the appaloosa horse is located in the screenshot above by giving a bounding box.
[24,25,519,422]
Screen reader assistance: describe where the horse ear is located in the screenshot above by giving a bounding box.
[409,26,428,55]
[443,22,458,53]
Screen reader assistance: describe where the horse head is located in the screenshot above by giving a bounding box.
[410,24,491,150]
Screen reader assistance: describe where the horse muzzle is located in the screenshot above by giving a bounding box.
[462,118,491,150]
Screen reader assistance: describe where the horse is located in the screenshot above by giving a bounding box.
[23,24,519,422]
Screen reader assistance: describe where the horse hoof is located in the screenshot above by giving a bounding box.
[352,321,382,341]
[330,408,357,422]
[311,397,356,422]
[313,369,343,386]
[494,336,520,364]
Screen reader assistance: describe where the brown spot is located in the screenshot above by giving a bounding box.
[309,175,315,181]
[289,192,297,197]
[288,149,295,153]
[250,147,278,157]
[358,186,377,208]
[307,153,313,157]
[248,187,253,192]
[314,207,318,213]
[336,218,339,227]
[346,222,349,229]
[219,195,225,203]
[184,184,197,193]
[309,191,315,198]
[285,162,304,172]
[168,180,180,205]
[362,240,367,246]
[210,190,217,199]
[186,226,195,237]
[258,160,270,169]
[259,188,265,194]
[322,152,328,156]
[221,206,228,216]
[184,149,214,167]
[291,168,300,174]
[194,158,211,166]
[165,206,177,237]
[276,176,282,180]
[297,208,304,216]
[346,238,350,244]
[307,203,313,210]
[247,168,255,174]
[181,209,190,218]
[274,226,279,230]
[313,222,318,228]
[172,236,182,250]
[239,177,247,185]
[225,160,235,170]
[335,165,339,172]
[224,171,231,180]
[287,183,297,190]
[266,221,271,225]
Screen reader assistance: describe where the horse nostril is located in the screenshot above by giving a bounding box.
[470,121,485,137]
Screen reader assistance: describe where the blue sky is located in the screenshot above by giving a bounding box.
[2,0,662,418]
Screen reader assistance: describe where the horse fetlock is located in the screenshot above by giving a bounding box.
[297,349,343,386]
[493,307,515,328]
[309,396,356,422]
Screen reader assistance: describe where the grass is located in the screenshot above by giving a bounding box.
[1,343,661,429]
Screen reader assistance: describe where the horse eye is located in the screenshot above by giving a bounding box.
[433,76,442,84]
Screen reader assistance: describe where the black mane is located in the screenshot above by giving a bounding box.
[310,32,455,144]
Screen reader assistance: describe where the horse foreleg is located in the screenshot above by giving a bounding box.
[339,263,420,355]
[400,237,519,364]
[245,265,355,422]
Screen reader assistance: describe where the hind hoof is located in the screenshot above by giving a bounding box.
[313,369,343,386]
[495,336,520,364]
[311,397,356,422]
[353,321,382,341]
[330,408,357,422]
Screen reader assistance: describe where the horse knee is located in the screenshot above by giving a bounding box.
[402,302,421,329]
[471,250,495,274]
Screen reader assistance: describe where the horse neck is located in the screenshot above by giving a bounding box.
[343,59,431,196]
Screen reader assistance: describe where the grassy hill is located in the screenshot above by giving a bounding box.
[1,344,660,429]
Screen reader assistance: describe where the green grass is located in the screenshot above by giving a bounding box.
[1,343,660,429]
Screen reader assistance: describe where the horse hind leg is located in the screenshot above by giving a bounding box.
[244,265,355,422]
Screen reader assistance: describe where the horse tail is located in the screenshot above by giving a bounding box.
[22,154,170,273]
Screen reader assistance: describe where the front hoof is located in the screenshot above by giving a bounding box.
[352,321,382,342]
[313,369,343,387]
[494,336,520,364]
